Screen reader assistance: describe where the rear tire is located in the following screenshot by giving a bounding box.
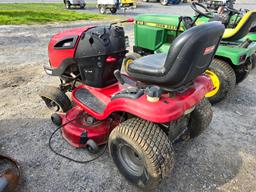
[123,53,141,73]
[109,118,174,190]
[39,86,72,112]
[65,1,71,9]
[206,59,236,104]
[110,7,117,14]
[188,98,213,138]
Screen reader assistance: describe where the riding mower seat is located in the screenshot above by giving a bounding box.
[222,10,256,41]
[128,22,225,89]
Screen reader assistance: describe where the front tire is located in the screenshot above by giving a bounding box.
[160,0,169,6]
[234,61,252,84]
[99,6,106,14]
[109,118,174,190]
[123,53,141,73]
[39,86,72,112]
[205,59,236,104]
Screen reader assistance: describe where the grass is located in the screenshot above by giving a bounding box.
[0,3,107,25]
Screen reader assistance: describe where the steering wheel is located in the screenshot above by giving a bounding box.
[191,2,214,18]
[225,6,242,15]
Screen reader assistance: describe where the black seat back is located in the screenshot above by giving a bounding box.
[161,22,224,88]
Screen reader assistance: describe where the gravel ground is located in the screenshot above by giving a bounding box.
[1,1,256,192]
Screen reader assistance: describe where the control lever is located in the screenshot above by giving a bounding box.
[114,70,125,85]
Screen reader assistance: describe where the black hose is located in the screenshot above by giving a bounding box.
[48,114,108,164]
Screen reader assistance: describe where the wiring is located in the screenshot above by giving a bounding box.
[48,114,107,164]
[48,112,125,164]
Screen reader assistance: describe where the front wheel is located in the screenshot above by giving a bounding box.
[234,61,252,84]
[99,6,106,14]
[109,118,174,190]
[39,86,72,112]
[123,53,141,73]
[160,0,169,6]
[205,59,236,104]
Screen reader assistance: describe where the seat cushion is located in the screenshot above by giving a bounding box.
[222,11,256,41]
[128,53,167,76]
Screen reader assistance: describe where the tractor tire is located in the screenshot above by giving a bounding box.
[205,59,236,104]
[109,118,174,190]
[123,53,141,73]
[160,0,169,6]
[252,53,256,69]
[188,98,213,138]
[39,86,72,112]
[110,7,117,14]
[234,61,252,84]
[65,1,71,9]
[99,6,106,14]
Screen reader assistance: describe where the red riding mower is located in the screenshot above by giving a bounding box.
[40,20,224,189]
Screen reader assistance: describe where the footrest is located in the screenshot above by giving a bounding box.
[75,88,106,114]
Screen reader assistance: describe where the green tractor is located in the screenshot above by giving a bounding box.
[124,2,256,104]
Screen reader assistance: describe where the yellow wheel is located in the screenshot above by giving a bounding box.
[124,58,134,72]
[205,59,236,104]
[205,70,220,97]
[123,53,141,73]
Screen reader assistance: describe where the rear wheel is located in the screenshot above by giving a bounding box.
[188,98,213,138]
[39,86,72,112]
[65,1,71,9]
[205,59,236,104]
[123,53,141,73]
[109,118,174,190]
[110,7,117,14]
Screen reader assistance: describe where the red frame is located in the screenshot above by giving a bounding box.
[72,74,213,123]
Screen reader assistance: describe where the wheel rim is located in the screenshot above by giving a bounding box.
[117,144,144,176]
[161,0,168,5]
[100,7,105,14]
[205,70,220,97]
[124,58,134,73]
